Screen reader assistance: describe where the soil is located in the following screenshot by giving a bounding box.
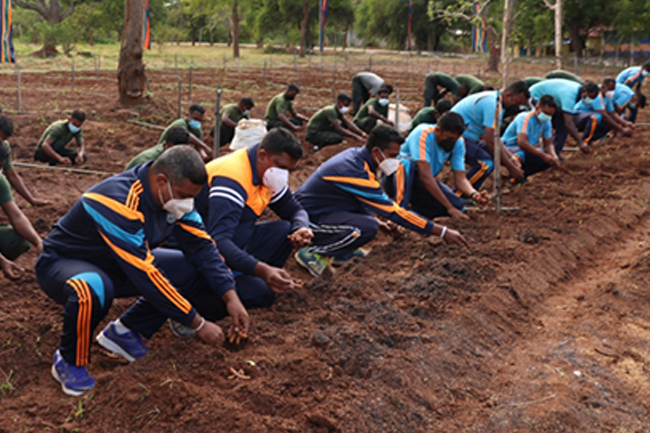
[1,64,650,432]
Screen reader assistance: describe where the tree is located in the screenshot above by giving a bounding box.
[118,0,146,106]
[541,0,562,69]
[429,0,503,71]
[563,0,615,57]
[13,0,75,57]
[611,0,650,63]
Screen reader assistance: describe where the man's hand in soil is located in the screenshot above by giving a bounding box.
[579,141,590,154]
[256,262,293,294]
[31,198,51,206]
[75,153,85,165]
[224,290,250,336]
[509,165,525,181]
[448,207,469,220]
[541,153,560,167]
[60,158,72,166]
[472,190,490,206]
[1,258,23,280]
[442,228,469,248]
[288,227,313,249]
[196,320,225,345]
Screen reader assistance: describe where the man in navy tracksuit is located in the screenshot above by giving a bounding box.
[294,125,468,277]
[194,127,313,308]
[36,146,247,396]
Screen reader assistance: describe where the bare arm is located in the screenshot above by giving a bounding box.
[278,113,301,131]
[563,113,589,153]
[517,133,559,167]
[2,200,42,253]
[453,170,488,204]
[332,120,365,141]
[342,117,368,138]
[484,127,523,178]
[368,106,393,125]
[188,133,214,160]
[415,161,467,220]
[221,113,238,128]
[4,168,48,206]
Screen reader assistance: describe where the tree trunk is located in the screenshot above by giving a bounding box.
[232,0,240,58]
[567,24,582,57]
[118,0,146,106]
[299,1,311,58]
[342,24,349,50]
[554,0,562,68]
[500,0,516,85]
[487,27,499,72]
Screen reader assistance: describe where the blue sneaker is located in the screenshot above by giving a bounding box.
[96,321,148,362]
[295,248,333,278]
[51,350,96,396]
[330,248,369,266]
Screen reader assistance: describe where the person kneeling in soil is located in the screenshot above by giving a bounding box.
[0,141,43,279]
[501,95,560,181]
[408,99,453,134]
[124,125,190,171]
[192,127,313,316]
[36,146,248,396]
[384,113,489,221]
[126,105,213,170]
[34,110,87,166]
[353,86,395,134]
[265,84,310,133]
[306,93,367,152]
[351,71,387,115]
[293,125,468,278]
[216,97,255,148]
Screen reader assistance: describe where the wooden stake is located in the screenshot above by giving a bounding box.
[263,60,267,85]
[177,76,182,118]
[94,54,99,79]
[189,66,193,103]
[16,66,21,111]
[214,87,223,157]
[71,57,75,91]
[394,79,400,132]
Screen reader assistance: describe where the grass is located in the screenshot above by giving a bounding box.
[0,370,15,397]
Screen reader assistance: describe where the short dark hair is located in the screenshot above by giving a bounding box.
[260,127,303,160]
[435,99,453,114]
[71,110,86,122]
[582,81,600,96]
[0,140,9,164]
[165,125,190,145]
[643,61,650,71]
[538,94,558,109]
[437,112,466,135]
[287,84,300,93]
[0,115,14,137]
[337,93,352,103]
[240,97,255,108]
[189,103,205,115]
[603,77,616,87]
[151,145,207,186]
[378,84,393,95]
[365,125,404,151]
[506,80,529,98]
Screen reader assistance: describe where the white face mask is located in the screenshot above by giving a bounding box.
[377,149,400,176]
[159,181,194,220]
[262,166,289,192]
[378,98,390,107]
[643,70,649,77]
[605,90,614,99]
[583,97,594,105]
[339,105,350,114]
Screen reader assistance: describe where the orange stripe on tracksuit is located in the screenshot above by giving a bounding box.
[456,160,489,196]
[583,115,599,145]
[68,279,92,366]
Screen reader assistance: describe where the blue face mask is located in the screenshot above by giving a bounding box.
[189,119,201,130]
[68,122,81,134]
[537,112,552,123]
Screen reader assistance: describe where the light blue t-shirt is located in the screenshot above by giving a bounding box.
[529,79,582,114]
[616,66,647,89]
[401,123,466,176]
[451,91,503,142]
[574,93,608,113]
[614,82,635,108]
[502,111,552,147]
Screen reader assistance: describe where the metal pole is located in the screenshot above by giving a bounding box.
[177,76,182,118]
[16,66,21,111]
[493,91,502,211]
[189,66,193,103]
[394,79,400,132]
[263,60,267,85]
[71,57,75,91]
[214,87,223,157]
